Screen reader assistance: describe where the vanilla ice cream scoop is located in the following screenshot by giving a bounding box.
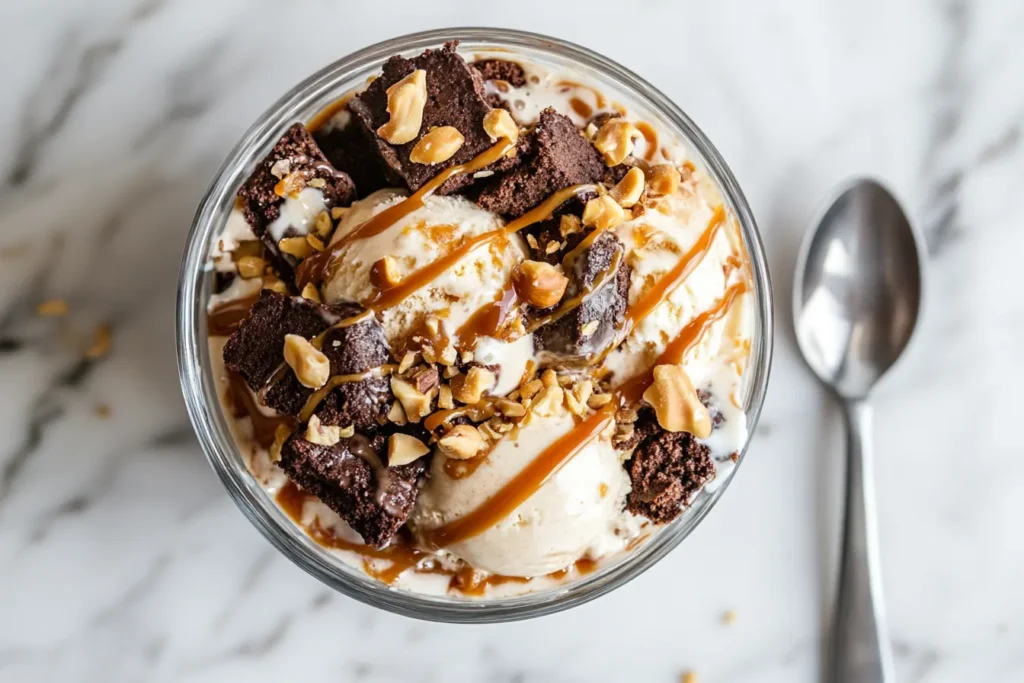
[322,189,527,345]
[411,413,630,577]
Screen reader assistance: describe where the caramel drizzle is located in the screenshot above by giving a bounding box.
[306,91,357,133]
[556,80,608,109]
[453,283,518,349]
[635,121,658,161]
[525,249,623,334]
[207,292,260,336]
[227,373,293,448]
[297,365,394,423]
[421,281,746,548]
[296,137,516,290]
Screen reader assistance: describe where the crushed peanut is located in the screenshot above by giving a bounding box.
[438,424,485,460]
[305,414,342,446]
[581,320,600,337]
[520,378,544,400]
[496,398,526,418]
[237,255,267,279]
[610,167,645,207]
[438,384,454,410]
[377,69,427,144]
[36,299,69,317]
[642,364,712,437]
[582,195,626,231]
[388,433,430,466]
[588,392,613,409]
[592,119,640,166]
[388,400,408,425]
[300,283,321,303]
[531,385,565,417]
[515,260,569,309]
[482,108,519,146]
[283,334,330,389]
[409,126,465,164]
[391,376,432,423]
[370,255,402,289]
[278,236,314,260]
[85,325,112,359]
[269,424,291,462]
[306,234,326,252]
[450,366,495,404]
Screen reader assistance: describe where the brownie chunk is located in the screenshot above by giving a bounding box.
[222,290,335,390]
[237,124,356,272]
[279,432,424,548]
[626,426,714,523]
[314,120,391,198]
[348,42,495,195]
[476,108,606,217]
[534,231,631,360]
[472,59,527,87]
[223,292,392,429]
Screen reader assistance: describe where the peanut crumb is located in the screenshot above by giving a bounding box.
[85,325,111,359]
[36,299,69,317]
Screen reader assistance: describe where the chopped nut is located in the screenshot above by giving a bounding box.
[443,364,459,379]
[307,177,327,189]
[411,366,440,394]
[269,424,291,462]
[560,214,582,237]
[388,433,430,466]
[370,255,401,290]
[573,380,594,408]
[647,164,681,196]
[438,384,454,410]
[438,424,485,460]
[525,233,539,250]
[723,609,737,625]
[520,378,544,399]
[398,351,418,374]
[557,374,574,388]
[305,414,342,446]
[582,195,626,231]
[682,672,698,683]
[496,398,526,418]
[278,237,314,260]
[544,240,561,255]
[478,421,501,441]
[391,376,432,423]
[330,206,349,220]
[306,234,326,252]
[237,255,267,279]
[588,392,613,409]
[482,108,519,147]
[616,407,639,423]
[565,389,587,417]
[610,167,645,207]
[283,334,330,389]
[593,119,640,166]
[531,385,565,417]
[642,364,712,437]
[85,325,111,359]
[581,320,600,337]
[300,283,321,303]
[36,299,69,317]
[261,275,290,294]
[541,369,558,388]
[515,260,569,309]
[269,158,291,179]
[388,400,408,425]
[377,69,427,144]
[274,172,305,198]
[450,366,495,405]
[460,350,475,364]
[438,345,458,366]
[409,126,465,164]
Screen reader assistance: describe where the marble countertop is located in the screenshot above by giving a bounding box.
[1,1,1022,681]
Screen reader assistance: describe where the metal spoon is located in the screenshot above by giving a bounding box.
[793,178,924,682]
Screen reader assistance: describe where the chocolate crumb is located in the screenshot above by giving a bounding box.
[626,419,715,523]
[472,59,527,87]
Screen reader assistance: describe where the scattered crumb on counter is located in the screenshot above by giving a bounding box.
[36,300,69,317]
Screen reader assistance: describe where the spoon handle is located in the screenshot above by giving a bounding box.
[830,400,895,683]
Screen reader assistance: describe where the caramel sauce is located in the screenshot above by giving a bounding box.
[296,138,516,290]
[447,567,531,596]
[454,284,518,349]
[228,373,293,448]
[306,91,357,133]
[207,292,260,336]
[635,121,658,161]
[556,80,607,109]
[367,184,595,313]
[423,407,471,433]
[297,367,392,423]
[569,96,593,119]
[547,557,598,581]
[526,249,623,334]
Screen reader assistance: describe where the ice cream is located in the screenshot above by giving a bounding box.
[204,41,756,599]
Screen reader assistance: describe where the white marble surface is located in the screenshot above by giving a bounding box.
[1,0,1022,681]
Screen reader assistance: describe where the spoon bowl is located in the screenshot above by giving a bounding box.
[793,179,923,399]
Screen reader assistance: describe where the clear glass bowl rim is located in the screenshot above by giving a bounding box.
[176,27,774,623]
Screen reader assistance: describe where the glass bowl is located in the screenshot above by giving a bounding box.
[177,27,773,623]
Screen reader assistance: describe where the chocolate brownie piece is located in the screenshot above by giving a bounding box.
[476,108,607,217]
[626,426,714,523]
[534,231,631,359]
[222,290,336,390]
[279,432,424,548]
[347,42,495,195]
[223,292,393,429]
[314,120,391,198]
[237,123,356,272]
[472,59,527,87]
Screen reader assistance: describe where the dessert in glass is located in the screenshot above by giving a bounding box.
[178,28,771,621]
